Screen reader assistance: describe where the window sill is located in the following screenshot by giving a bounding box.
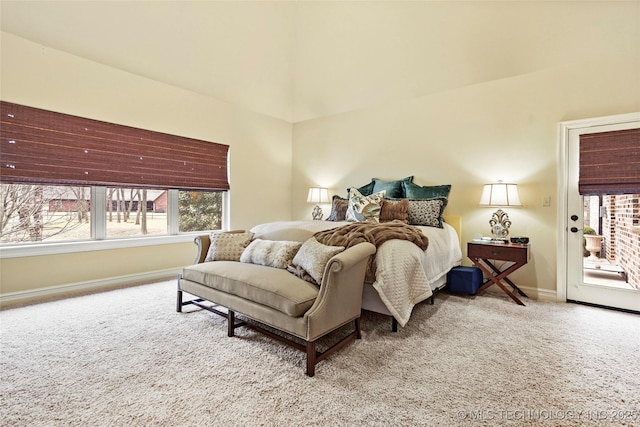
[0,234,201,259]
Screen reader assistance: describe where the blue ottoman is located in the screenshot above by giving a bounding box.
[446,266,483,295]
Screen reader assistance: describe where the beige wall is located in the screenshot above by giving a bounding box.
[2,0,639,303]
[0,33,293,301]
[0,242,195,296]
[293,55,640,297]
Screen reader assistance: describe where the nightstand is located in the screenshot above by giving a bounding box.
[467,241,530,306]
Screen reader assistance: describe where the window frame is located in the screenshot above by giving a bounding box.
[0,188,228,259]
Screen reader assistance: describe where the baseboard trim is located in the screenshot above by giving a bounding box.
[0,268,180,308]
[520,285,557,301]
[2,272,560,308]
[481,285,558,302]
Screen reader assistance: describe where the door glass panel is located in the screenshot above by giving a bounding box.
[582,194,639,290]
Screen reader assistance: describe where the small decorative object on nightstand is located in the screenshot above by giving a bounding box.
[467,240,530,305]
[307,187,329,220]
[478,181,522,242]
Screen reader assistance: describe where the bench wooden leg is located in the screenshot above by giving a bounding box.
[306,341,317,377]
[228,310,235,337]
[176,274,183,313]
[180,298,359,377]
[176,290,183,313]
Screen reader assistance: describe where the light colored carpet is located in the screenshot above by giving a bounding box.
[1,281,638,426]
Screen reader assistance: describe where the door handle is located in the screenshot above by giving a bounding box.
[570,227,583,233]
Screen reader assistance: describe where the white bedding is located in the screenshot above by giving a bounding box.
[249,220,462,327]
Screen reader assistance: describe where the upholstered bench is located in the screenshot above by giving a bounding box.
[177,228,376,376]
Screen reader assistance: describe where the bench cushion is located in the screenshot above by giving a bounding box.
[182,261,319,317]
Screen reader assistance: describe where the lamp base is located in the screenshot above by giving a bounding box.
[489,209,511,240]
[311,205,323,221]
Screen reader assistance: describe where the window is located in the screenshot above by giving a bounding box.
[178,191,223,233]
[105,187,168,238]
[0,184,91,243]
[0,185,223,245]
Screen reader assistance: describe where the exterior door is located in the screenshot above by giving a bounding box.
[560,115,640,313]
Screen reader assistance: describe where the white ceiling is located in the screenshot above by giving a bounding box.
[1,1,638,123]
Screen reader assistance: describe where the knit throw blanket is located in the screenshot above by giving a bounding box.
[313,221,429,283]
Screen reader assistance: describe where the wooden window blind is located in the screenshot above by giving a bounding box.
[0,101,229,191]
[579,128,640,195]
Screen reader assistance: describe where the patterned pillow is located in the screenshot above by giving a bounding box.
[372,176,413,199]
[326,195,349,222]
[402,182,451,200]
[204,231,254,262]
[379,199,409,223]
[240,239,302,269]
[407,198,448,228]
[346,188,386,223]
[290,237,345,285]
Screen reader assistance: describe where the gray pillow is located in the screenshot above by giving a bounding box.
[240,239,302,269]
[290,237,345,285]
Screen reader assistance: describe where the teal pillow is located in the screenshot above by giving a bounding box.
[372,176,414,199]
[348,180,375,197]
[402,182,451,200]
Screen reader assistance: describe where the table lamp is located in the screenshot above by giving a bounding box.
[307,187,329,220]
[479,181,522,241]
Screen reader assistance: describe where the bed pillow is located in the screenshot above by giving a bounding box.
[346,188,386,223]
[379,199,409,223]
[289,237,345,285]
[205,231,254,262]
[402,182,451,200]
[326,195,349,222]
[347,180,375,197]
[240,239,302,269]
[372,176,414,199]
[407,198,448,228]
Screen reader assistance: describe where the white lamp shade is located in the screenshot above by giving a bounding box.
[479,182,522,207]
[307,187,330,204]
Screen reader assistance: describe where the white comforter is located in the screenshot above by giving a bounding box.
[249,220,462,327]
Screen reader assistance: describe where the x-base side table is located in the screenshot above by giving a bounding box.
[467,241,530,306]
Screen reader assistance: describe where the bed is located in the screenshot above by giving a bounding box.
[250,215,462,330]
